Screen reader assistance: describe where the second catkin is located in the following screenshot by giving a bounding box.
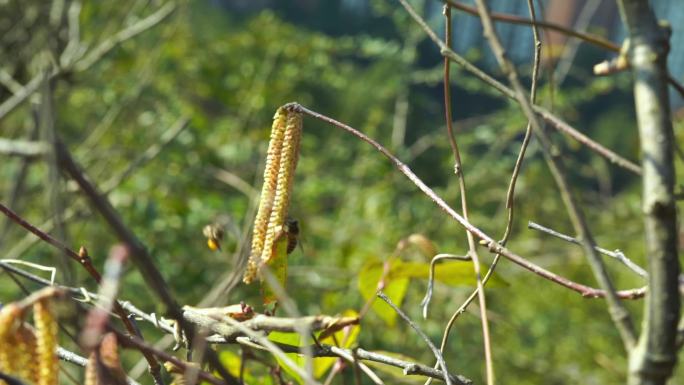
[243,106,302,284]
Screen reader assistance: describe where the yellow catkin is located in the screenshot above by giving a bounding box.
[34,299,59,385]
[260,111,302,264]
[0,303,21,384]
[84,353,99,385]
[15,325,39,385]
[244,108,288,283]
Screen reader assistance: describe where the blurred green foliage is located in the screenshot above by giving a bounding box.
[1,1,682,384]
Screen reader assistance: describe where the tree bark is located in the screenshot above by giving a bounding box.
[618,1,681,384]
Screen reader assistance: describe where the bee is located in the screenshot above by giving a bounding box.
[285,218,300,255]
[203,224,225,251]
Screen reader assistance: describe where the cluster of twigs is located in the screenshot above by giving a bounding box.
[1,1,681,385]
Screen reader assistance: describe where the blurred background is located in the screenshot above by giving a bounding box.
[1,0,683,384]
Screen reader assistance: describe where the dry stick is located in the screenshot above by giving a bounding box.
[5,260,472,385]
[397,0,639,345]
[378,292,452,385]
[0,123,40,245]
[426,3,544,384]
[528,221,648,279]
[0,204,165,383]
[618,1,681,383]
[289,102,646,300]
[218,315,321,385]
[471,0,637,350]
[39,69,73,284]
[54,141,238,384]
[398,2,640,176]
[441,0,684,98]
[109,328,227,385]
[0,2,176,122]
[5,116,189,261]
[439,6,494,385]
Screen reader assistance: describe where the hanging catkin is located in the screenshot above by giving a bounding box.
[244,106,302,284]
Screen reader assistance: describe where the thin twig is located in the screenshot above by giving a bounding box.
[74,2,177,71]
[420,254,471,318]
[441,0,684,97]
[4,261,472,385]
[397,0,641,175]
[528,221,647,279]
[217,315,321,385]
[471,0,636,349]
[110,328,230,385]
[287,102,645,300]
[378,292,452,385]
[440,6,494,384]
[0,203,165,380]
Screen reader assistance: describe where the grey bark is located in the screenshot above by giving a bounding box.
[618,1,681,384]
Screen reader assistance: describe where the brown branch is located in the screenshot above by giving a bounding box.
[441,6,493,384]
[618,1,681,384]
[444,0,618,51]
[182,307,358,342]
[110,329,228,385]
[441,0,684,97]
[286,102,645,300]
[397,1,641,175]
[0,203,164,381]
[472,0,637,349]
[54,139,238,385]
[0,2,176,123]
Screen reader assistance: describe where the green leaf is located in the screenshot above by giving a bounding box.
[358,259,410,326]
[261,232,290,305]
[394,260,506,287]
[218,350,273,385]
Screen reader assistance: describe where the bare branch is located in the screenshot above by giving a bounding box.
[397,0,641,175]
[74,2,177,72]
[440,6,493,384]
[473,0,637,350]
[441,0,684,97]
[287,102,645,300]
[528,221,648,279]
[378,292,452,385]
